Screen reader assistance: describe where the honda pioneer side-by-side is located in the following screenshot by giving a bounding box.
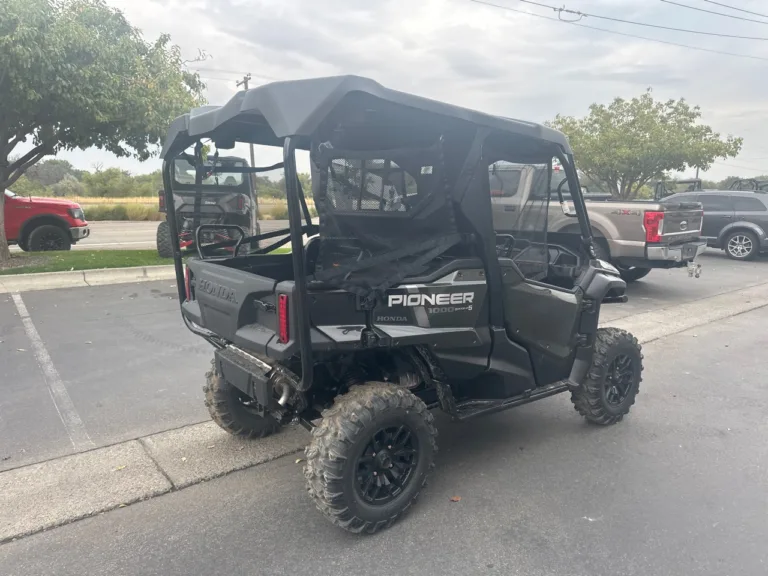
[161,76,644,534]
[156,155,257,258]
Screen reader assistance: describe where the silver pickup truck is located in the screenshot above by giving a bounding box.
[490,163,706,282]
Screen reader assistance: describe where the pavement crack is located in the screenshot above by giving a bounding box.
[137,437,177,491]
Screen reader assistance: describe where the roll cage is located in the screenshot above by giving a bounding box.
[161,75,595,390]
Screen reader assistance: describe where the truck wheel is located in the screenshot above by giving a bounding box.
[304,382,437,534]
[203,360,279,439]
[28,225,71,251]
[724,230,758,261]
[618,267,651,283]
[571,328,643,425]
[156,221,173,258]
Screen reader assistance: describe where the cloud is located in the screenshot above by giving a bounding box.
[43,0,768,179]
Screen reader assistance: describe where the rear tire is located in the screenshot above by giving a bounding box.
[304,382,437,534]
[203,359,279,439]
[28,225,71,251]
[156,220,173,258]
[618,267,651,283]
[571,328,643,425]
[724,230,758,261]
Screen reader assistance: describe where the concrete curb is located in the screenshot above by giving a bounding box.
[0,265,176,294]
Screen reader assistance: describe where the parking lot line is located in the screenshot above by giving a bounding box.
[11,293,94,451]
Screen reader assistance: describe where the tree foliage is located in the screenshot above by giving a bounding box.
[548,89,743,199]
[0,0,205,259]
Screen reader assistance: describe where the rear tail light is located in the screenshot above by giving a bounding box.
[237,194,246,211]
[158,190,166,211]
[278,294,289,343]
[644,211,664,243]
[184,265,192,301]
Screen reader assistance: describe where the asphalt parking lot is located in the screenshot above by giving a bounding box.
[0,249,765,471]
[1,250,767,575]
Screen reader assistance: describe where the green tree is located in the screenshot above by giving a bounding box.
[81,168,135,197]
[51,174,85,197]
[548,89,742,199]
[0,0,205,260]
[25,158,81,187]
[8,175,46,196]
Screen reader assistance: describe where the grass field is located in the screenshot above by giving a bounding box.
[0,250,173,275]
[0,247,292,275]
[73,197,312,221]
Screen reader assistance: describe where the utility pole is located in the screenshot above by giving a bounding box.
[236,74,260,239]
[695,166,700,179]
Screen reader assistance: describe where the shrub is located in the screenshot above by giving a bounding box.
[83,203,162,221]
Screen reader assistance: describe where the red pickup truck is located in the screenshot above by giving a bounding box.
[4,189,90,251]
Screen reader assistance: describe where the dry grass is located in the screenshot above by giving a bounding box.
[72,196,314,207]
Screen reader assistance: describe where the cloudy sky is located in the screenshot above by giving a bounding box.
[52,0,768,180]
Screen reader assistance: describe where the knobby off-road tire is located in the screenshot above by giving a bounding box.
[304,382,438,534]
[156,220,173,258]
[571,328,643,425]
[203,359,279,439]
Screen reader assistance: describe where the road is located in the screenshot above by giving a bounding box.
[8,220,291,251]
[2,299,767,575]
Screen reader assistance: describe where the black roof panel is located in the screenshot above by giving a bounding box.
[161,75,571,159]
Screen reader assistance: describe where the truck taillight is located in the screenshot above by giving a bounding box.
[184,265,192,301]
[278,294,289,343]
[159,190,166,211]
[237,194,245,211]
[644,211,664,243]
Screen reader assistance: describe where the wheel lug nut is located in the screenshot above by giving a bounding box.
[373,471,377,476]
[388,445,392,449]
[389,464,393,468]
[372,453,376,457]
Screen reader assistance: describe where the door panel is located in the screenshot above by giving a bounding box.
[500,260,581,386]
[698,195,734,239]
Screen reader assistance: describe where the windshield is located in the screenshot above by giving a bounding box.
[173,158,245,186]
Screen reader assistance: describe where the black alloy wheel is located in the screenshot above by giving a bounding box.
[355,425,419,505]
[604,354,635,407]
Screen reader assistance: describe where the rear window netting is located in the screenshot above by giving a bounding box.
[310,138,463,303]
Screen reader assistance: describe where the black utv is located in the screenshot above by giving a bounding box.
[156,155,257,258]
[161,76,643,534]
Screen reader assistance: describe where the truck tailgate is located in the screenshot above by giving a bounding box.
[661,203,703,244]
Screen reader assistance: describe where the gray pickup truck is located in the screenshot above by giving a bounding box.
[490,163,706,282]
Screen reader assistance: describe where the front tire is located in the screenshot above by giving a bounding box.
[28,224,71,251]
[571,328,643,425]
[724,230,758,261]
[156,220,173,258]
[203,360,279,439]
[304,382,437,534]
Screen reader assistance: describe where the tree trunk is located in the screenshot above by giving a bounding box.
[0,164,11,263]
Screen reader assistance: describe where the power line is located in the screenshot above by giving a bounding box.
[511,0,768,40]
[189,66,283,82]
[713,160,767,172]
[701,0,768,19]
[660,0,768,25]
[468,0,768,62]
